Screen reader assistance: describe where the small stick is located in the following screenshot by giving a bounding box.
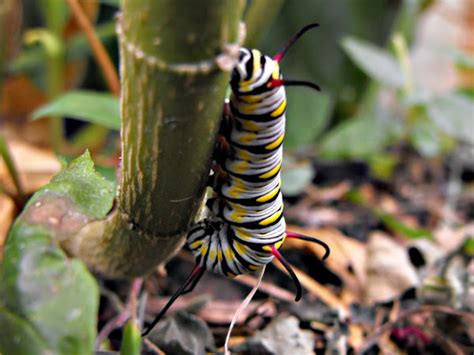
[66,0,120,96]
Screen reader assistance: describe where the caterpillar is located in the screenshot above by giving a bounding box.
[142,23,329,337]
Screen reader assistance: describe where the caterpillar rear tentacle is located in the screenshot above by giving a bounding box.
[142,23,330,337]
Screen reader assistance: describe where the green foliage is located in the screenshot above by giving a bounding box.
[32,90,121,131]
[0,152,115,354]
[319,115,400,159]
[120,320,142,355]
[0,307,50,354]
[285,91,331,149]
[376,212,433,240]
[346,189,433,240]
[281,156,314,197]
[341,37,403,88]
[427,93,474,145]
[29,150,116,217]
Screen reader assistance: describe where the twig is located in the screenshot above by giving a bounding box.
[143,338,165,355]
[95,278,143,349]
[0,133,24,202]
[66,0,120,96]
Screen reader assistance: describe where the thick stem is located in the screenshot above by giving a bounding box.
[65,0,243,277]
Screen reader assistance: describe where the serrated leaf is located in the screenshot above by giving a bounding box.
[342,36,404,88]
[28,150,116,218]
[427,93,474,145]
[31,90,121,130]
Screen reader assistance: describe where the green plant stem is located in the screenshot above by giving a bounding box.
[244,0,285,48]
[62,0,243,277]
[0,133,24,200]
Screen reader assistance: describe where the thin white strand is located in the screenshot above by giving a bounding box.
[224,265,266,355]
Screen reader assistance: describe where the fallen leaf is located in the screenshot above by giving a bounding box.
[285,226,367,302]
[234,314,315,355]
[0,139,61,194]
[365,232,419,303]
[148,311,215,355]
[0,194,16,259]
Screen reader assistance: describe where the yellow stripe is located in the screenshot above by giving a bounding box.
[218,249,223,262]
[240,95,262,104]
[235,242,246,256]
[256,185,280,203]
[240,120,259,131]
[271,99,287,117]
[259,161,281,179]
[240,102,261,114]
[190,240,203,249]
[274,239,284,250]
[209,249,216,261]
[200,245,208,256]
[224,248,234,260]
[233,160,249,173]
[240,133,257,144]
[259,207,283,226]
[265,133,284,150]
[251,49,261,79]
[272,63,280,79]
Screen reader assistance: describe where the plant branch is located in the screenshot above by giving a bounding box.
[62,0,243,277]
[0,133,24,201]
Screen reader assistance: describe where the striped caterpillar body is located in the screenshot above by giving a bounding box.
[142,24,329,337]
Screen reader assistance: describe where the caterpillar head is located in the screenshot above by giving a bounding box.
[230,48,280,95]
[230,23,322,96]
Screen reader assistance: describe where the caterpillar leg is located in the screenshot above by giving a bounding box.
[141,265,204,337]
[270,245,302,302]
[286,232,330,260]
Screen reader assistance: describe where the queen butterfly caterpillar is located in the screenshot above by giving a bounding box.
[142,23,330,337]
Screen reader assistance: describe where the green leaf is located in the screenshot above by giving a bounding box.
[0,152,114,354]
[410,118,445,157]
[368,153,398,180]
[427,93,474,145]
[319,115,400,159]
[0,224,99,355]
[120,320,141,355]
[28,150,116,218]
[31,90,121,130]
[341,36,404,88]
[285,91,332,148]
[0,307,50,354]
[377,212,433,240]
[281,156,315,197]
[446,47,474,70]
